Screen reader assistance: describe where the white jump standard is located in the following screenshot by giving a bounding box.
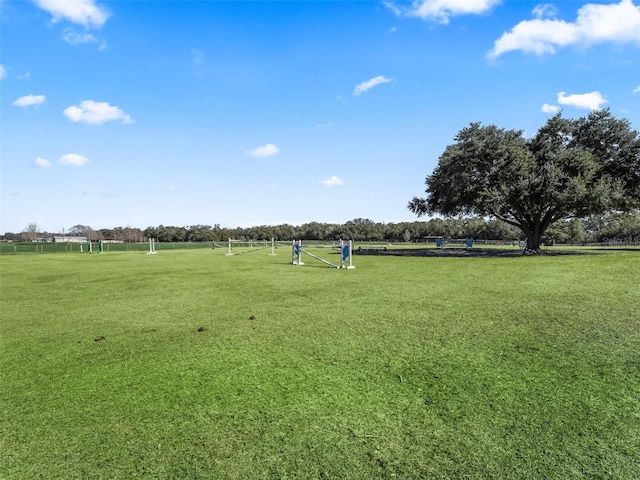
[147,238,157,254]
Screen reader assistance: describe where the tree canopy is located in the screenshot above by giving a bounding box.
[408,109,640,252]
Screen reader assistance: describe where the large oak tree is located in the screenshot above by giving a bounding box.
[409,110,640,252]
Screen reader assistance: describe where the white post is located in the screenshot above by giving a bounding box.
[347,240,355,269]
[270,238,277,256]
[298,240,304,265]
[226,237,233,256]
[296,240,304,265]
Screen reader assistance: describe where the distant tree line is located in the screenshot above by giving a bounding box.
[142,218,522,243]
[4,212,639,244]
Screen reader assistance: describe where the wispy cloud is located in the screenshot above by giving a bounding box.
[489,0,640,59]
[321,175,344,187]
[0,65,6,80]
[63,29,105,48]
[192,48,205,66]
[532,3,559,19]
[386,0,501,24]
[34,157,52,168]
[13,94,46,107]
[33,0,110,29]
[557,91,607,110]
[64,31,97,45]
[633,85,640,93]
[191,48,206,76]
[246,144,279,158]
[63,100,133,125]
[353,75,393,96]
[59,153,90,166]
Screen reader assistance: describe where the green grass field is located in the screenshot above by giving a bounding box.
[1,246,639,479]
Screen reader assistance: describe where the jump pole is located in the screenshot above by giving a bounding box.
[270,238,277,256]
[303,249,339,268]
[227,238,272,256]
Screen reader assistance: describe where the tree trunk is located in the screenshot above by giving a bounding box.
[522,224,544,254]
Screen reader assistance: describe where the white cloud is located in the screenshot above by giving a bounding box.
[13,94,46,107]
[246,144,279,158]
[321,175,344,187]
[63,29,98,45]
[0,65,6,80]
[59,153,90,166]
[62,29,107,49]
[532,3,559,19]
[557,91,607,110]
[489,0,640,59]
[353,75,393,96]
[541,103,560,114]
[386,0,501,24]
[34,157,51,168]
[33,0,110,29]
[633,85,640,93]
[63,100,133,125]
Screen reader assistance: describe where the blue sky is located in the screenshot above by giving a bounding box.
[1,0,639,234]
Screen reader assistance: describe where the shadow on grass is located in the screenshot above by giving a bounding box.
[353,247,602,258]
[590,247,640,252]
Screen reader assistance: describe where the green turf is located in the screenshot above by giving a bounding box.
[1,247,639,479]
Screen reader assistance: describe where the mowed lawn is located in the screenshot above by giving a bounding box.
[1,247,639,479]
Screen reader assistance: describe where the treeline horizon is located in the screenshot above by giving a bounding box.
[5,212,640,244]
